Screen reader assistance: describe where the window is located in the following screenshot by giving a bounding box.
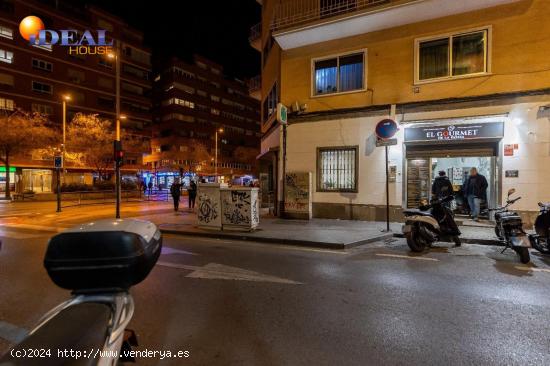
[0,49,13,64]
[32,103,52,115]
[317,146,358,192]
[162,98,194,108]
[67,68,85,83]
[210,95,220,102]
[32,81,52,94]
[313,52,365,96]
[97,19,113,32]
[197,90,207,97]
[0,73,14,86]
[263,82,277,122]
[416,29,488,82]
[32,58,52,72]
[0,97,14,110]
[211,108,220,115]
[98,77,114,90]
[98,59,113,69]
[0,25,12,39]
[122,82,143,95]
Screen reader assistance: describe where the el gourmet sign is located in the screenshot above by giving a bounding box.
[404,122,504,142]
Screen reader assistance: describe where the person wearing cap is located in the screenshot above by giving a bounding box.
[432,170,454,201]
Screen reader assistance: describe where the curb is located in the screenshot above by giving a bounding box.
[392,233,502,246]
[159,227,394,250]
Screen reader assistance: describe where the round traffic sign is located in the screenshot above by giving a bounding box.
[375,119,398,139]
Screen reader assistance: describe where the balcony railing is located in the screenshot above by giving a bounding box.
[271,0,393,31]
[249,22,262,43]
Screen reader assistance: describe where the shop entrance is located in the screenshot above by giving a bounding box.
[405,143,499,219]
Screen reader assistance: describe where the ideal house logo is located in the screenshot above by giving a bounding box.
[19,15,113,55]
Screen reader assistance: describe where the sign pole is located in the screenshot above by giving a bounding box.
[385,145,390,232]
[56,167,61,213]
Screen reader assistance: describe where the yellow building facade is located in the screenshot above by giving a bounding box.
[263,0,550,223]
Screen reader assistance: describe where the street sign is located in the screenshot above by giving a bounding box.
[277,103,288,125]
[375,119,398,139]
[376,137,398,147]
[54,155,62,168]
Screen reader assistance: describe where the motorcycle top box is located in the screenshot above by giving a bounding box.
[44,219,162,292]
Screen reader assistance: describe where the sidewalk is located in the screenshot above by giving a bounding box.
[153,211,397,249]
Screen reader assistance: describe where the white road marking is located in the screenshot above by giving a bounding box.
[375,253,440,262]
[157,261,303,284]
[514,266,550,273]
[161,247,197,256]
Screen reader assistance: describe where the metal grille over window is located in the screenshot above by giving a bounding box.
[318,147,357,191]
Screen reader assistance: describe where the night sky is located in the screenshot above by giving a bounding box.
[83,0,261,79]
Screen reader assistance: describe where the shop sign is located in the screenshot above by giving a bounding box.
[0,167,16,173]
[505,170,519,178]
[404,122,504,142]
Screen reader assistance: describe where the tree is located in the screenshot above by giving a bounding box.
[66,113,146,181]
[0,109,57,199]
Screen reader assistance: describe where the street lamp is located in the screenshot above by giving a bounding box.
[56,94,71,213]
[107,43,122,218]
[215,128,223,183]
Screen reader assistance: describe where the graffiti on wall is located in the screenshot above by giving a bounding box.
[223,190,251,225]
[198,193,218,223]
[284,172,310,213]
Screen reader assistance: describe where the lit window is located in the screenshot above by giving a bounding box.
[0,49,13,64]
[0,97,14,110]
[211,108,220,115]
[417,29,488,82]
[0,25,13,39]
[32,103,52,115]
[317,147,358,192]
[313,52,364,95]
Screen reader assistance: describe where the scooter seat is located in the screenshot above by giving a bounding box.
[1,303,111,365]
[403,209,433,217]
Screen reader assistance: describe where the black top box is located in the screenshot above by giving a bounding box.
[44,219,162,292]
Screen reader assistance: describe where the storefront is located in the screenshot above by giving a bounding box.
[403,121,504,216]
[21,169,53,193]
[0,166,16,193]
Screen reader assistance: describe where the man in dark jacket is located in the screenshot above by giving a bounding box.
[463,167,488,221]
[432,171,454,200]
[188,180,197,210]
[170,179,182,212]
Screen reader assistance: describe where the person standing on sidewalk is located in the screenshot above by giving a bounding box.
[188,180,197,211]
[170,179,182,212]
[463,167,488,221]
[432,170,454,201]
[147,181,153,195]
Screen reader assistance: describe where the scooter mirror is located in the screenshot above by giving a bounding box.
[507,188,516,197]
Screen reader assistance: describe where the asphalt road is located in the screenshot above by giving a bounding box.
[0,222,550,366]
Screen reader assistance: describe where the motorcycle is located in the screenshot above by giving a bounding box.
[0,218,162,365]
[490,188,531,264]
[402,195,462,252]
[529,201,550,254]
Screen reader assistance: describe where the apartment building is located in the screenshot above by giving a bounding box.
[145,56,261,188]
[0,0,152,194]
[250,0,284,214]
[261,0,550,224]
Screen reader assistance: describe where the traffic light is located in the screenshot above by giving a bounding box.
[114,140,124,166]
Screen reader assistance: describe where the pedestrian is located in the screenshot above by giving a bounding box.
[432,170,454,200]
[463,167,488,221]
[147,181,153,195]
[141,180,147,195]
[188,180,197,210]
[170,179,182,212]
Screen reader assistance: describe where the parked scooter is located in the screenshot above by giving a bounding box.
[0,219,162,365]
[490,188,531,264]
[402,195,462,252]
[529,201,550,254]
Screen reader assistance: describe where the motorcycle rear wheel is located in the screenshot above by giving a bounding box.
[406,228,427,252]
[513,247,530,264]
[531,238,550,254]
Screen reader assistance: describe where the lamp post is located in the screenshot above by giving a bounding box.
[108,42,122,219]
[214,128,223,183]
[56,94,71,213]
